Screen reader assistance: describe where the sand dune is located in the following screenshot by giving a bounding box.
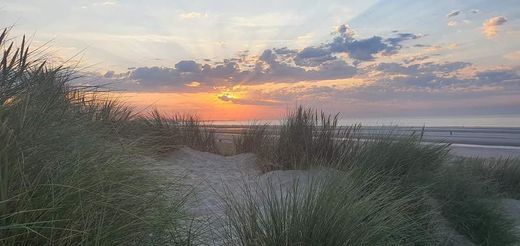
[149,147,520,245]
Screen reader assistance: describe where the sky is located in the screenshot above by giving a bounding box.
[1,0,519,120]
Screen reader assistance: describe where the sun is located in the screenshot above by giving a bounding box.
[217,92,241,102]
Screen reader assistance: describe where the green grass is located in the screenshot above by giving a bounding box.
[123,109,218,154]
[0,29,208,245]
[432,164,519,245]
[233,105,520,245]
[234,106,362,171]
[219,172,437,246]
[234,123,271,155]
[452,158,520,199]
[346,131,450,186]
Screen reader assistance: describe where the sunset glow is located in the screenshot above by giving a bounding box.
[2,0,519,120]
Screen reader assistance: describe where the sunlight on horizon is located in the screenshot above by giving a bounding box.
[1,0,519,120]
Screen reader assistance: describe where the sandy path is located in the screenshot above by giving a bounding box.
[149,147,327,244]
[148,148,261,244]
[161,148,259,217]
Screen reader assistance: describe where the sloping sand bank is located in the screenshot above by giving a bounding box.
[150,147,520,245]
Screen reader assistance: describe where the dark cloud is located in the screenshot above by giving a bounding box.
[476,69,520,84]
[96,24,427,92]
[294,46,336,67]
[403,55,430,64]
[175,60,201,73]
[104,70,115,78]
[364,62,520,93]
[329,31,420,61]
[217,63,517,108]
[249,50,357,83]
[372,62,470,75]
[273,47,297,55]
[447,10,461,18]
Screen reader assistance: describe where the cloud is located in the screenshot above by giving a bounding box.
[504,51,520,61]
[448,20,458,27]
[175,60,201,73]
[95,24,422,91]
[482,16,508,38]
[294,47,336,67]
[185,81,201,87]
[273,47,297,55]
[104,70,115,78]
[180,11,207,19]
[217,93,279,106]
[329,31,420,62]
[447,10,461,18]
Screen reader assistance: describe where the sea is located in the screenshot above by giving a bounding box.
[210,114,520,128]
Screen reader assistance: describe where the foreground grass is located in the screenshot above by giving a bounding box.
[234,106,520,245]
[220,173,436,246]
[433,164,518,245]
[454,158,520,199]
[0,29,215,245]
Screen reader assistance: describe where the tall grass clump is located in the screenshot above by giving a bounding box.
[452,158,520,199]
[0,29,195,245]
[432,164,519,245]
[219,172,437,245]
[274,107,362,169]
[233,123,271,154]
[347,131,450,185]
[121,110,217,154]
[235,106,362,171]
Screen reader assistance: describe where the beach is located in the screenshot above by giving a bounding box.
[212,125,520,159]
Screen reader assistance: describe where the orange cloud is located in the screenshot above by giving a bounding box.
[504,51,520,61]
[180,11,207,19]
[482,16,508,38]
[113,92,282,120]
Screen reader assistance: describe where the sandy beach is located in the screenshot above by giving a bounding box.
[212,125,520,159]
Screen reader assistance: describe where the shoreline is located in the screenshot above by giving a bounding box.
[212,125,520,158]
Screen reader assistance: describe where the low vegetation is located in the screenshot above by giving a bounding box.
[0,29,215,245]
[453,157,520,199]
[220,173,437,245]
[432,164,518,245]
[233,106,520,245]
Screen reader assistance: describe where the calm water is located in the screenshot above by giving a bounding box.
[211,114,520,128]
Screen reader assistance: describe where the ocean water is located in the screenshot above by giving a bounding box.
[210,114,520,128]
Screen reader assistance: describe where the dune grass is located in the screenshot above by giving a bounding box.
[119,109,218,154]
[346,131,450,186]
[0,29,212,245]
[233,123,271,155]
[220,172,437,246]
[233,105,520,245]
[432,164,519,245]
[451,158,520,199]
[234,107,362,171]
